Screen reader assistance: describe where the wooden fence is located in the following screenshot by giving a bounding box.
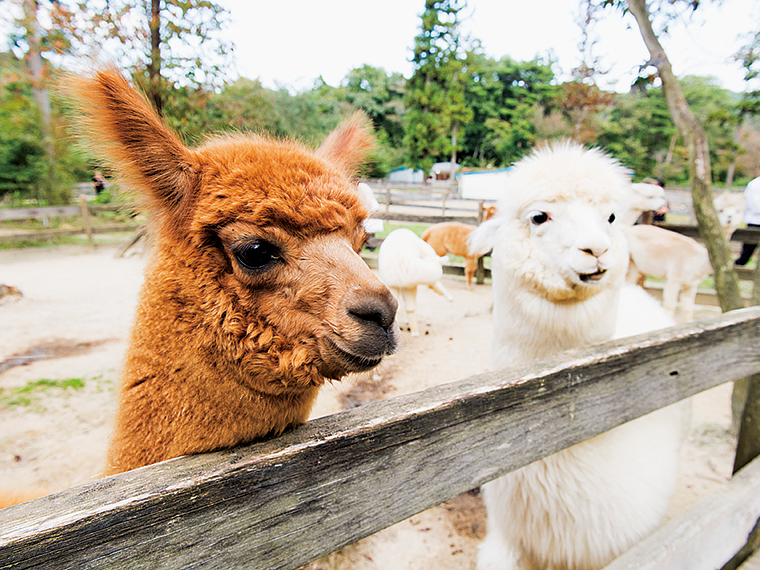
[1,307,759,569]
[0,198,141,245]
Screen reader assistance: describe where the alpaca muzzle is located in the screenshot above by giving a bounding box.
[318,288,399,378]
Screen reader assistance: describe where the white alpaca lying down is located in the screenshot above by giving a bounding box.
[624,224,712,321]
[378,228,453,336]
[469,142,688,570]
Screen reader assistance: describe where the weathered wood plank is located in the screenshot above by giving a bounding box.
[603,454,760,570]
[0,225,141,243]
[739,549,760,570]
[1,308,759,570]
[378,212,478,224]
[655,223,760,244]
[0,206,81,221]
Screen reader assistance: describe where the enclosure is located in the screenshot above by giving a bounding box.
[1,189,759,569]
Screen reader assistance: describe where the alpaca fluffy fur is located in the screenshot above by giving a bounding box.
[422,222,481,289]
[469,142,687,570]
[6,69,400,485]
[378,228,453,337]
[624,224,712,321]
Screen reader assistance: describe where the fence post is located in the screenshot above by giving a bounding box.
[734,373,760,474]
[79,195,93,248]
[385,187,391,214]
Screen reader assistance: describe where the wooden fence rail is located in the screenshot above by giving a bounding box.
[1,308,759,569]
[0,200,140,245]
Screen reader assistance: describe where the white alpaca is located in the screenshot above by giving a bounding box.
[624,224,712,321]
[469,142,687,570]
[378,228,453,336]
[714,190,745,241]
[618,182,667,225]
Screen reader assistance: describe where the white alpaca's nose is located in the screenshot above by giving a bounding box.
[576,233,610,259]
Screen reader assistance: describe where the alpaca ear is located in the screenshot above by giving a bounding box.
[63,68,198,218]
[317,112,375,176]
[356,182,379,214]
[468,217,502,257]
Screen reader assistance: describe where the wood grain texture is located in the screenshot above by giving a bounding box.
[603,455,760,570]
[1,308,759,570]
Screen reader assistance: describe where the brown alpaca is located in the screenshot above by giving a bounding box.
[56,69,398,476]
[421,222,480,288]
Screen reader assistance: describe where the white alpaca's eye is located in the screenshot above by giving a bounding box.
[608,213,616,224]
[530,212,549,225]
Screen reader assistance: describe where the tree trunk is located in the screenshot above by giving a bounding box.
[147,0,163,116]
[23,0,54,202]
[626,0,743,313]
[626,0,749,434]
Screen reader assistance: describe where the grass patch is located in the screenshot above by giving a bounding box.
[374,222,430,239]
[0,378,85,408]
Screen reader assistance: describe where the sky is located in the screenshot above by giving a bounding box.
[221,0,760,94]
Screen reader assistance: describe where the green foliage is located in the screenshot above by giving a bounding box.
[737,30,760,117]
[596,77,743,183]
[0,55,82,204]
[597,87,678,179]
[404,0,473,175]
[461,53,558,166]
[342,65,406,149]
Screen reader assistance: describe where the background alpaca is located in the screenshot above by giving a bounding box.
[63,69,399,476]
[421,206,498,289]
[618,181,668,225]
[378,228,453,337]
[714,190,746,241]
[624,224,712,321]
[469,142,686,570]
[421,222,481,289]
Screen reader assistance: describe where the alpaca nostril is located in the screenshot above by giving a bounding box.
[580,245,608,258]
[347,295,397,332]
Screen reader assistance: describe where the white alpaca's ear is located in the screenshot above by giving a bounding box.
[468,217,502,256]
[356,182,379,214]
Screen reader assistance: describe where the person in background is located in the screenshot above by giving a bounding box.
[736,175,760,266]
[651,177,669,222]
[92,171,106,196]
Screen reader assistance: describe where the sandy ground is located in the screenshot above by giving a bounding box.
[0,241,737,569]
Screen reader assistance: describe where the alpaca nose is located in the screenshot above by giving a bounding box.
[577,233,610,259]
[580,244,608,258]
[346,290,398,332]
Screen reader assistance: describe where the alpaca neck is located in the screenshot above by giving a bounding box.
[491,278,619,369]
[105,262,320,474]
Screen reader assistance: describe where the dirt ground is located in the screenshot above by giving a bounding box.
[0,242,737,569]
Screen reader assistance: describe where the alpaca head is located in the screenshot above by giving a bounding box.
[470,142,630,303]
[714,191,745,240]
[619,182,667,225]
[66,68,398,394]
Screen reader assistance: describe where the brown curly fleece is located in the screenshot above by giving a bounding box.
[64,68,399,475]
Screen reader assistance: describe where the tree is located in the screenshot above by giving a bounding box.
[625,0,757,455]
[460,53,556,166]
[736,30,760,117]
[404,0,472,178]
[73,0,233,119]
[342,65,406,149]
[625,0,743,314]
[556,0,615,144]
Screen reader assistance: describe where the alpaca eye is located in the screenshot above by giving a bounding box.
[233,241,280,271]
[608,213,616,224]
[530,212,549,225]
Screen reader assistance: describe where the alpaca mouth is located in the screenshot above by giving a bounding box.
[579,269,607,283]
[322,335,388,375]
